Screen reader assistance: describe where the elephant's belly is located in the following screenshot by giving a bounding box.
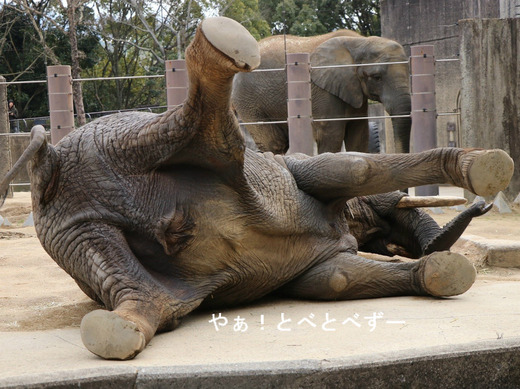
[126,211,356,308]
[179,227,357,307]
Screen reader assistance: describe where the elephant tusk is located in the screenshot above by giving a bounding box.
[396,196,468,208]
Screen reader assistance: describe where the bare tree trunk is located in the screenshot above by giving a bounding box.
[67,1,86,127]
[0,75,13,198]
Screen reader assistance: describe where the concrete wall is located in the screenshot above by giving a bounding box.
[380,0,501,148]
[500,0,520,18]
[460,18,520,199]
[1,134,32,191]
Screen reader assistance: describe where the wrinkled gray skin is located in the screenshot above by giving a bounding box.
[345,192,492,259]
[0,18,514,361]
[232,30,411,154]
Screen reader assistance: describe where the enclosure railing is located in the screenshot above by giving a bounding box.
[0,50,461,143]
[2,45,461,192]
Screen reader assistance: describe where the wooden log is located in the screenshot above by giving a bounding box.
[396,196,467,208]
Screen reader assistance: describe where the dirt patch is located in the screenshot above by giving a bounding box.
[0,192,33,227]
[0,231,32,240]
[427,204,520,241]
[4,301,102,331]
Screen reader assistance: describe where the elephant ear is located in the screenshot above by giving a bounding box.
[310,37,364,109]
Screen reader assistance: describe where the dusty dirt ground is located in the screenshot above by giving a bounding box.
[1,191,519,333]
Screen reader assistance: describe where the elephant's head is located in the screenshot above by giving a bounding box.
[311,36,411,153]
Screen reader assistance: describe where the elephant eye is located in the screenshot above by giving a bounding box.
[370,74,382,81]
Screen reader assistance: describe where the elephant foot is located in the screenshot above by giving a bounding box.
[80,309,146,360]
[417,251,476,297]
[460,149,514,197]
[201,17,260,70]
[423,200,492,255]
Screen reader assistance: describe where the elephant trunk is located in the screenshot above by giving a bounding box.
[385,92,412,154]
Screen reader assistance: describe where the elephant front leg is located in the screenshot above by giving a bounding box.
[280,251,476,300]
[57,224,204,360]
[313,120,346,154]
[284,147,514,202]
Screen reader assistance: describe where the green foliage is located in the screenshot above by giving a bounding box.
[260,0,380,36]
[0,2,102,118]
[340,0,380,36]
[0,0,379,120]
[205,0,271,40]
[0,5,46,117]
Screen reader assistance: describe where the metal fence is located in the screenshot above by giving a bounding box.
[1,49,460,140]
[2,45,460,191]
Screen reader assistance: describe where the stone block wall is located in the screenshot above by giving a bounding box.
[1,134,32,191]
[380,0,501,148]
[460,18,520,199]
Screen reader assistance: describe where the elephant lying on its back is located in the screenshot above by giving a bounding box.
[0,17,514,361]
[232,30,411,154]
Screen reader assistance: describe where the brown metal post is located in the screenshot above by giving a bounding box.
[165,60,188,109]
[286,53,314,155]
[410,45,438,196]
[47,65,74,144]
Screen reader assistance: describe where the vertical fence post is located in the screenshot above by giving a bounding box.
[165,60,188,109]
[47,65,74,145]
[0,75,12,198]
[410,45,438,196]
[286,53,314,155]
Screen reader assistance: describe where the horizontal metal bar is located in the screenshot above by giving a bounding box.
[437,112,461,116]
[240,120,288,126]
[0,80,47,85]
[0,56,461,86]
[312,60,409,70]
[314,114,411,122]
[9,183,31,187]
[251,68,286,73]
[73,74,164,82]
[436,58,460,63]
[0,132,35,136]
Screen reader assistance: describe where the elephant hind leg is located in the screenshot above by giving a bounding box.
[59,224,204,360]
[280,251,475,300]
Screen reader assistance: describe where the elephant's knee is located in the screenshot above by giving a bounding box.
[329,271,348,293]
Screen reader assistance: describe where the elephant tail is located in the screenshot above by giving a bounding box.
[0,125,47,207]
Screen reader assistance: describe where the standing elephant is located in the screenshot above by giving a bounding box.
[0,17,514,361]
[232,30,411,154]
